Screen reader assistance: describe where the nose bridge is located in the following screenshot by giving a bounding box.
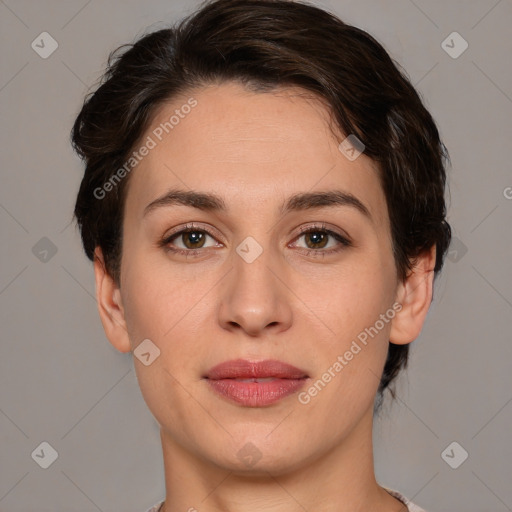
[232,232,279,307]
[217,231,292,335]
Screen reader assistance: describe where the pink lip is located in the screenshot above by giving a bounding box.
[205,358,308,380]
[204,359,309,407]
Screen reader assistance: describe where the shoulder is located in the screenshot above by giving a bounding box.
[142,501,164,512]
[383,487,429,512]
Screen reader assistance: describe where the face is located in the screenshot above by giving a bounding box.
[111,81,403,474]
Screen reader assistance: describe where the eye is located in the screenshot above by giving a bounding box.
[291,223,351,257]
[159,222,351,259]
[160,223,221,257]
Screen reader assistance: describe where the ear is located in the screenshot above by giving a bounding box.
[93,247,132,353]
[389,245,436,345]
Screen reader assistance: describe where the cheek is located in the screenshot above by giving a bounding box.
[302,261,395,397]
[120,250,214,351]
[119,254,206,411]
[307,258,395,338]
[119,251,177,341]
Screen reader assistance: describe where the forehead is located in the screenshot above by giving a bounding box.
[124,81,387,225]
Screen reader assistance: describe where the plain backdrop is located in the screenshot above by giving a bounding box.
[0,1,511,511]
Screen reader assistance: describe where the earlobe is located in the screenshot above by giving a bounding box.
[93,247,132,353]
[389,245,436,345]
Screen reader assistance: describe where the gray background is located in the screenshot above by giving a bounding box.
[1,0,511,511]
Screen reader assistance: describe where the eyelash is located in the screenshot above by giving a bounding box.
[159,222,352,258]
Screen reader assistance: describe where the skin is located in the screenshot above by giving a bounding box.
[94,81,435,512]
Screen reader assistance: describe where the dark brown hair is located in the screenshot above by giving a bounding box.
[71,0,451,409]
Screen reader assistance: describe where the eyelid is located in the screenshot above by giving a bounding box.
[160,221,352,256]
[290,223,352,252]
[163,222,222,241]
[295,222,350,240]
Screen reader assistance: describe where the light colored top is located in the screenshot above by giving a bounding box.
[383,487,428,511]
[143,488,427,511]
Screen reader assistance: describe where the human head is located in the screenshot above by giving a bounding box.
[71,0,451,413]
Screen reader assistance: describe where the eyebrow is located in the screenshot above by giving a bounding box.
[143,188,372,222]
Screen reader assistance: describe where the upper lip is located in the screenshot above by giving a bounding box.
[204,359,309,380]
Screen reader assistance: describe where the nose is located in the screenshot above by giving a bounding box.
[217,242,293,337]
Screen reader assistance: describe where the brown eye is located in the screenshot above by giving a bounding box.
[180,230,207,249]
[293,225,352,257]
[303,231,329,249]
[160,223,221,257]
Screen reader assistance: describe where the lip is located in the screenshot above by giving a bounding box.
[205,358,309,380]
[204,359,309,407]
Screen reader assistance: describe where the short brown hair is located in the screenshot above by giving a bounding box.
[71,0,452,409]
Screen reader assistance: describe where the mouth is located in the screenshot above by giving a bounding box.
[203,359,309,407]
[229,377,284,382]
[204,358,309,380]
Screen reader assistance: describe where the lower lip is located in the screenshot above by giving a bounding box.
[205,378,308,407]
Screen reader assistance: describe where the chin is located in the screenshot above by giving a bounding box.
[207,434,313,477]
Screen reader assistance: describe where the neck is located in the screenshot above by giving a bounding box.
[157,405,402,512]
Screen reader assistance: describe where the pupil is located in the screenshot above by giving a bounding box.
[308,232,327,248]
[180,231,329,250]
[185,231,204,248]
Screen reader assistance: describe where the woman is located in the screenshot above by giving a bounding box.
[71,0,451,510]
